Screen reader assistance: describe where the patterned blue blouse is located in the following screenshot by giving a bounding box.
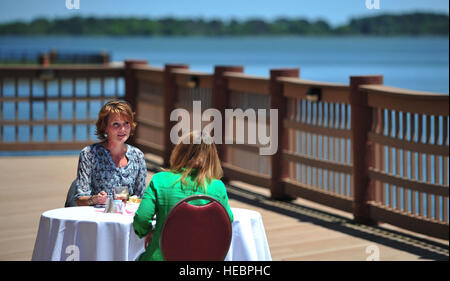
[74,143,147,200]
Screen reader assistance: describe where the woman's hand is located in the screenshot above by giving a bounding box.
[145,230,154,249]
[94,191,108,204]
[78,191,108,206]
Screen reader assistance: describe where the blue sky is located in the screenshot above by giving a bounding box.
[0,0,448,25]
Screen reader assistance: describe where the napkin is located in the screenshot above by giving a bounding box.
[93,203,139,215]
[124,203,140,216]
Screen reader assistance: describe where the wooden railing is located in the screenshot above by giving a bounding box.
[279,77,353,212]
[0,65,124,151]
[362,85,449,238]
[132,64,165,157]
[0,50,110,65]
[1,62,448,239]
[222,71,272,188]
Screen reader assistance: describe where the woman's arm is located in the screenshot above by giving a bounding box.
[74,149,95,206]
[77,196,92,206]
[133,150,148,198]
[133,179,157,238]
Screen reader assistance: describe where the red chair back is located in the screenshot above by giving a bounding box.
[160,195,232,261]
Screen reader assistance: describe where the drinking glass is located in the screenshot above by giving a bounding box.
[114,186,129,203]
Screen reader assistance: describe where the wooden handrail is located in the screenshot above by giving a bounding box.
[0,65,124,78]
[278,77,347,88]
[224,72,269,95]
[172,68,213,89]
[278,77,350,104]
[361,84,448,97]
[0,64,124,71]
[171,68,210,76]
[134,66,164,84]
[132,64,164,72]
[361,84,449,115]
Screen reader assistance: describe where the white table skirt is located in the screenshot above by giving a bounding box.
[31,206,272,261]
[226,208,272,261]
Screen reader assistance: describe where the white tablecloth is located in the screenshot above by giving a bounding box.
[226,208,272,261]
[31,207,271,261]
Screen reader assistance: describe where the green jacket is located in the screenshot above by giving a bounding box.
[133,171,234,261]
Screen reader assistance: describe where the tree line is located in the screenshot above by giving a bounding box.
[0,12,448,36]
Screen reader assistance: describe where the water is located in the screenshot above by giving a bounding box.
[0,36,448,93]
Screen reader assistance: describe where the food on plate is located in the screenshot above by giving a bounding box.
[128,195,141,204]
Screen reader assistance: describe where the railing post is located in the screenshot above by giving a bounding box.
[269,68,299,201]
[163,63,189,167]
[124,59,148,145]
[350,75,383,224]
[212,66,244,166]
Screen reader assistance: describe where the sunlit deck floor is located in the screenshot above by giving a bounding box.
[0,154,448,261]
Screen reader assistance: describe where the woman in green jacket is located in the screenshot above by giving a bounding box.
[133,131,234,261]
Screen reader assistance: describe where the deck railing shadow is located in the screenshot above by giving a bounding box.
[225,183,449,261]
[0,61,448,242]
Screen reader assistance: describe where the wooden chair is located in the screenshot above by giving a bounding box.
[159,195,232,261]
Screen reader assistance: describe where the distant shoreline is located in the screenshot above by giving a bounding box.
[0,12,448,36]
[0,34,449,38]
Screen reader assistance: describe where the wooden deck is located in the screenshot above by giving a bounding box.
[0,154,448,261]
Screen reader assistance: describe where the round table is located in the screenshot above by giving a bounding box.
[32,206,143,261]
[32,206,272,261]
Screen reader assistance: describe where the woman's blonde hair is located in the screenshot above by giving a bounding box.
[95,100,137,141]
[168,131,223,191]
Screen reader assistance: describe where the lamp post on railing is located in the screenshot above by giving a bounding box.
[350,75,383,225]
[270,68,299,201]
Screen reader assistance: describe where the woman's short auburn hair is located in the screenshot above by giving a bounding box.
[95,100,137,141]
